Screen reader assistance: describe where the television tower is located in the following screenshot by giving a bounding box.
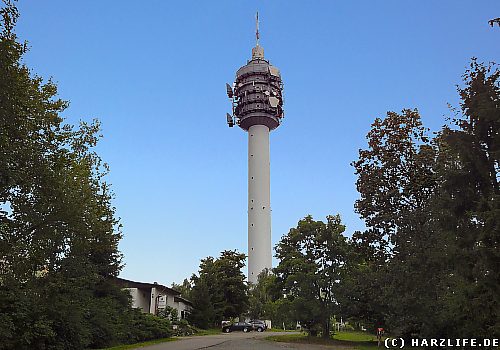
[226,13,284,284]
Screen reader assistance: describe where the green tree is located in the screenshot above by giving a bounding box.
[247,269,278,320]
[274,215,352,337]
[216,250,248,319]
[351,108,443,337]
[350,60,499,340]
[188,250,248,328]
[189,274,216,329]
[431,59,499,338]
[171,278,192,300]
[0,2,146,349]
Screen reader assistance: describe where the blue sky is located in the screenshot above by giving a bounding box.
[15,1,499,285]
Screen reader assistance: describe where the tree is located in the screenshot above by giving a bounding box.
[247,269,280,320]
[0,2,148,348]
[274,215,352,337]
[350,60,499,339]
[188,250,248,328]
[350,109,446,337]
[215,250,248,319]
[171,278,192,300]
[431,59,500,338]
[188,274,216,329]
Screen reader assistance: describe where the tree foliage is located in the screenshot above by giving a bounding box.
[171,278,192,300]
[188,250,248,328]
[247,269,278,320]
[0,2,172,348]
[350,59,499,339]
[274,215,353,337]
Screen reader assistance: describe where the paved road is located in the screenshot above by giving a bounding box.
[138,331,348,350]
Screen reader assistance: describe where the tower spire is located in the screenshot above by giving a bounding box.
[256,11,260,46]
[252,12,264,59]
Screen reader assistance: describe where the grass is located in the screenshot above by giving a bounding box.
[266,331,422,349]
[268,328,299,332]
[192,328,222,336]
[333,331,376,342]
[98,337,178,350]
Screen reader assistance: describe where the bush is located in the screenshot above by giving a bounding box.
[125,310,172,344]
[344,324,355,331]
[172,319,196,337]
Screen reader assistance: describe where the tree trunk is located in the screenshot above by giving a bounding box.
[323,319,330,338]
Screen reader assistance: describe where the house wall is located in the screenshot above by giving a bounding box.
[150,287,158,314]
[155,290,183,315]
[176,301,192,319]
[157,294,176,308]
[166,294,177,308]
[126,287,150,313]
[125,286,189,317]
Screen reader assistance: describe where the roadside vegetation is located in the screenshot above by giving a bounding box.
[266,331,422,350]
[98,338,178,350]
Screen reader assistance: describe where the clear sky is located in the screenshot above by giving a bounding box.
[15,1,499,285]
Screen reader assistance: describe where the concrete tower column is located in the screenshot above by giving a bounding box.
[248,124,272,284]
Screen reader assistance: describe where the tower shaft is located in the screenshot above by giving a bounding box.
[248,124,272,283]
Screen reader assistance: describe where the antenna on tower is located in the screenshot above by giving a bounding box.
[489,18,500,27]
[256,11,260,46]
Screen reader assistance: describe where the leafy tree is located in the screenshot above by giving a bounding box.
[247,269,275,320]
[189,273,216,329]
[171,278,192,300]
[0,2,159,348]
[247,269,296,329]
[350,60,499,340]
[351,108,444,337]
[216,250,248,319]
[188,250,248,328]
[431,59,500,338]
[351,109,436,259]
[274,215,352,337]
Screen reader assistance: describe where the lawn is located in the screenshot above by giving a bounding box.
[266,331,422,350]
[192,328,222,336]
[333,331,375,342]
[98,337,178,350]
[268,328,300,332]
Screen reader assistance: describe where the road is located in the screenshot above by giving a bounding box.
[137,331,347,350]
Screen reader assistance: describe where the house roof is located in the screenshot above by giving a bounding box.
[113,277,181,296]
[174,295,193,307]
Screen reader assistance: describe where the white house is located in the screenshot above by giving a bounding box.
[114,277,192,318]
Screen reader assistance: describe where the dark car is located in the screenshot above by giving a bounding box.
[249,319,267,332]
[222,321,253,333]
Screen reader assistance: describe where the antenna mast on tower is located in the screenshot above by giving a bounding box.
[256,12,260,46]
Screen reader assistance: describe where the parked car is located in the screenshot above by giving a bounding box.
[222,321,253,333]
[249,319,267,332]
